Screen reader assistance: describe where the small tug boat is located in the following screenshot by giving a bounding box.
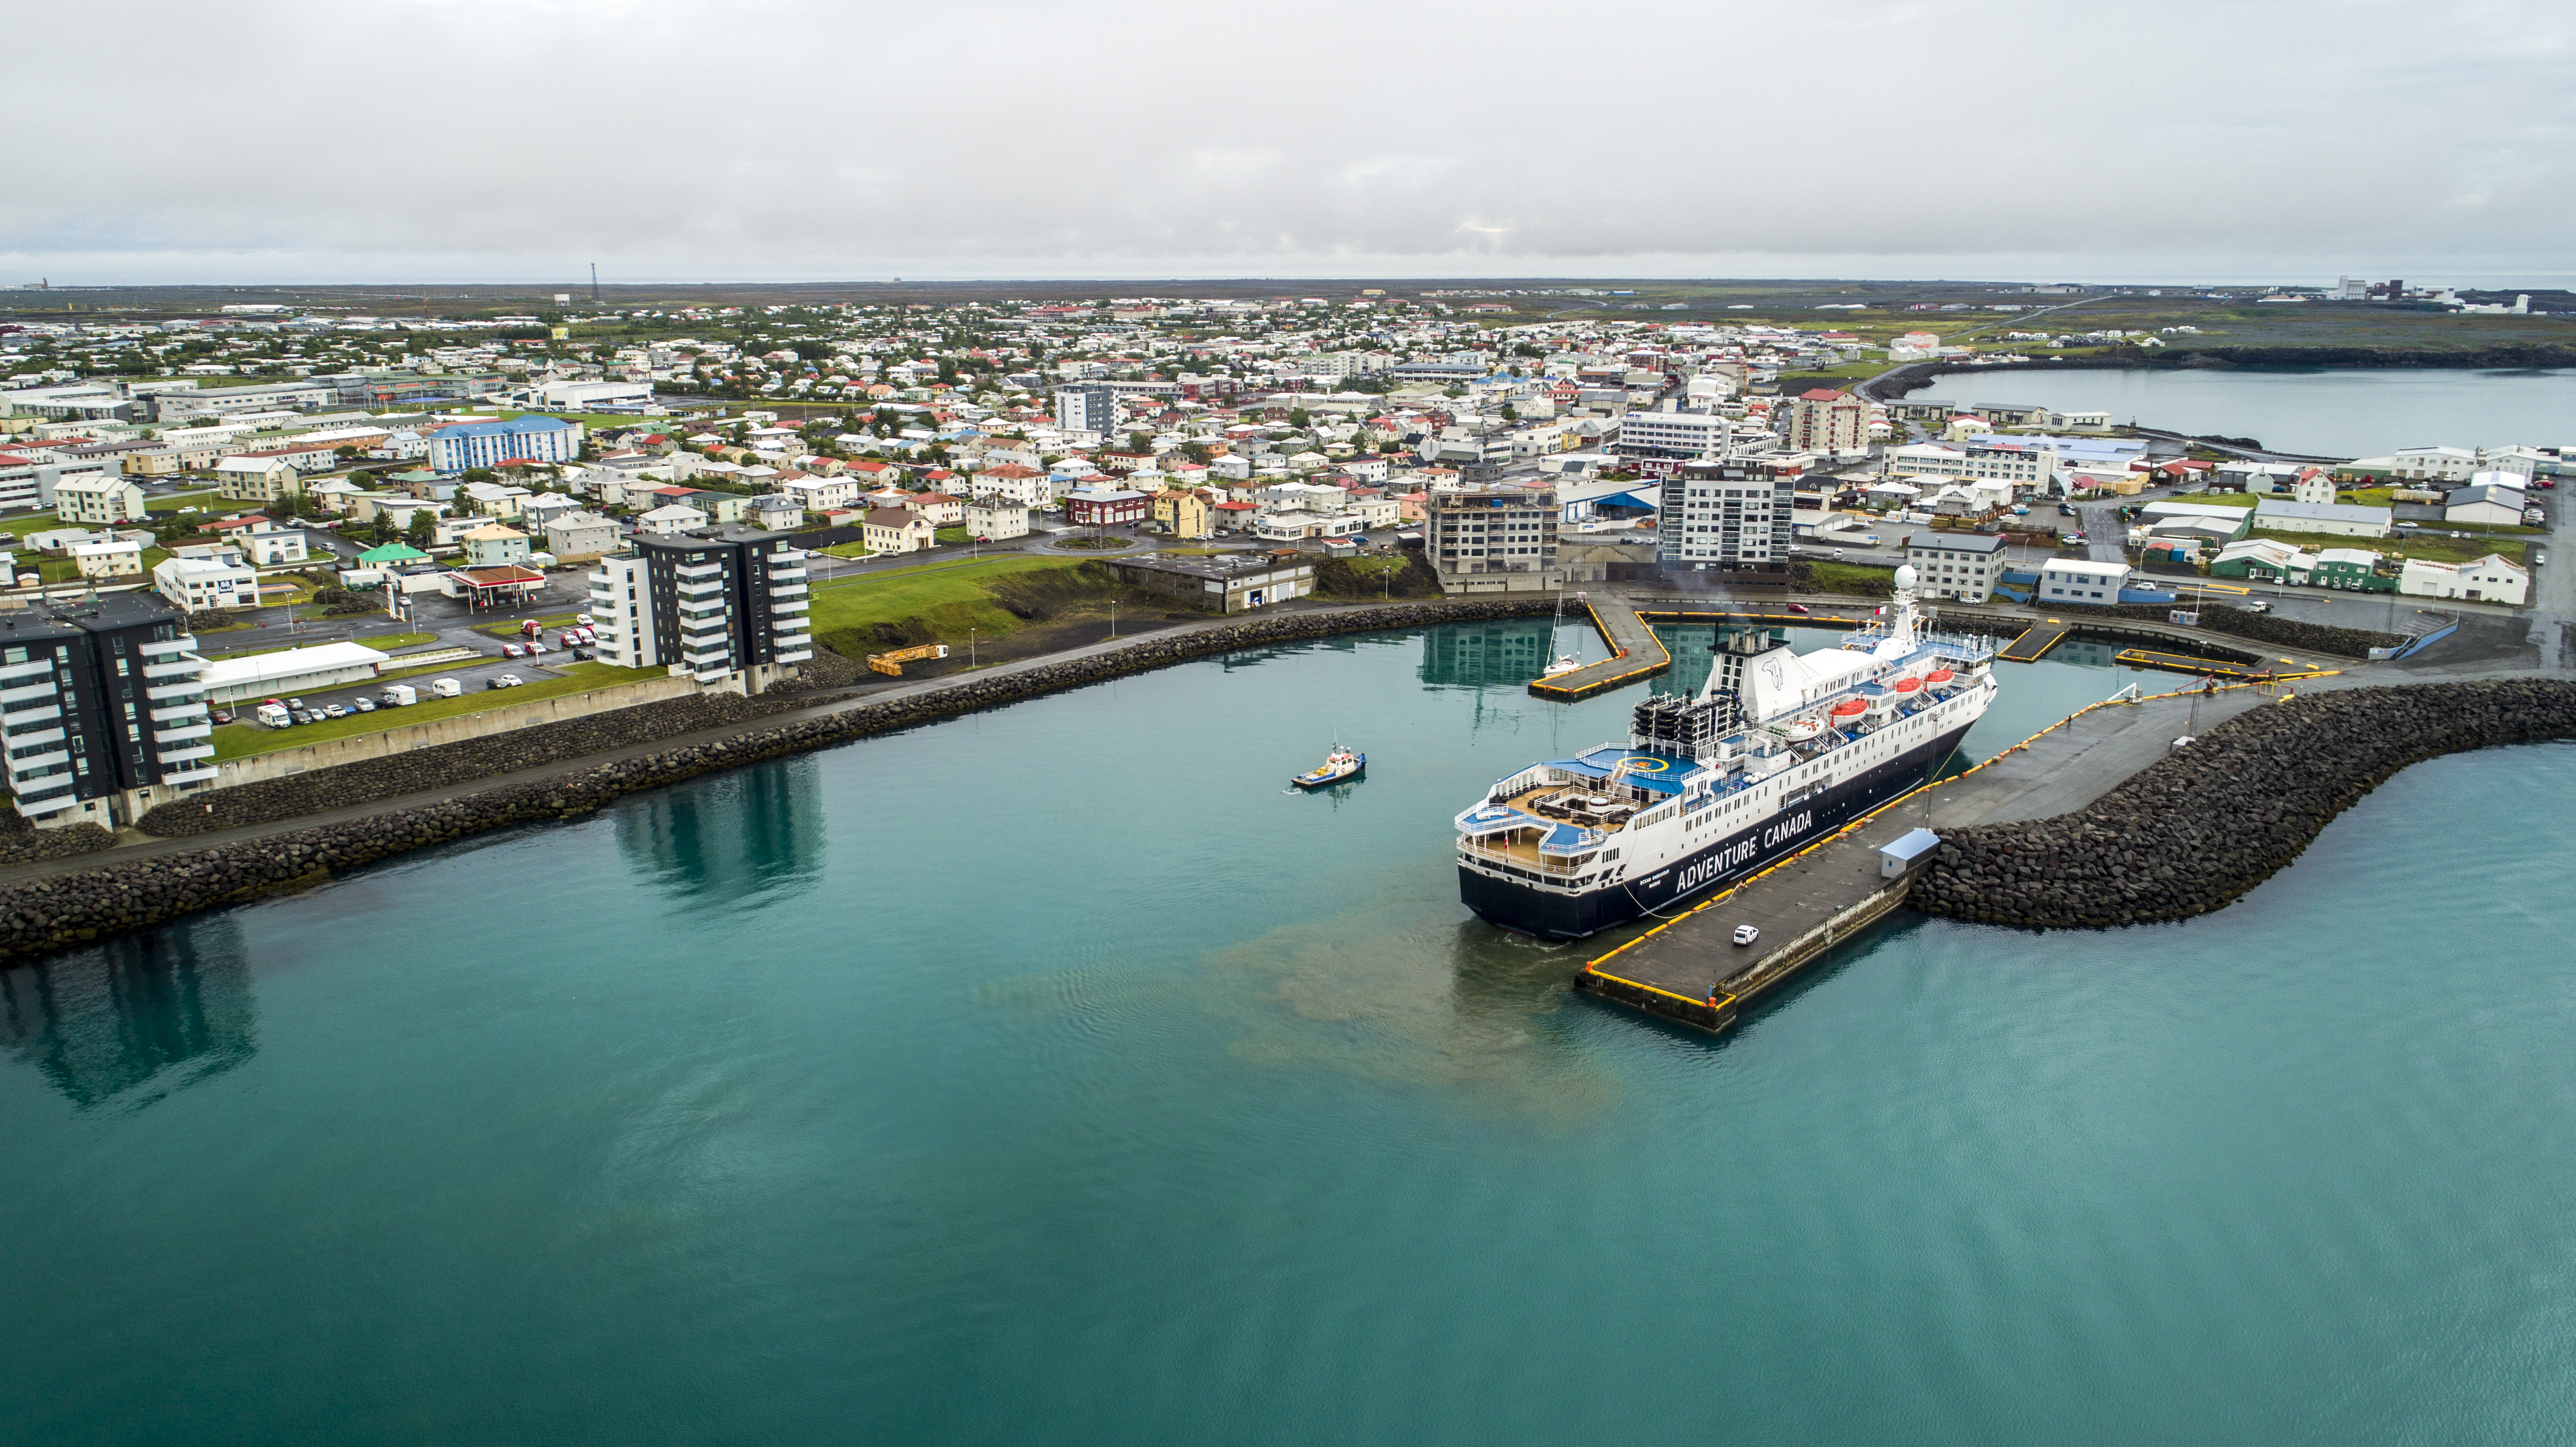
[1292,743,1365,789]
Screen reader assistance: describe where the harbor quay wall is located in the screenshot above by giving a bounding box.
[1,598,1554,965]
[202,676,703,789]
[1911,679,2576,930]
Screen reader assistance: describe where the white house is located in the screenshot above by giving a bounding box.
[2399,553,2529,606]
[966,497,1030,541]
[154,550,261,612]
[636,503,708,536]
[52,474,148,525]
[2038,559,2130,604]
[69,535,145,578]
[239,519,309,567]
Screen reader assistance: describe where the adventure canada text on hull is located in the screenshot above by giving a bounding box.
[1453,568,1998,938]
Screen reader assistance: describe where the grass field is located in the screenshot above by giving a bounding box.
[211,662,662,759]
[2246,529,2523,565]
[803,555,1097,653]
[1807,560,1898,594]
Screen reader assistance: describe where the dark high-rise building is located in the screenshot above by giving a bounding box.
[0,594,216,829]
[588,526,813,695]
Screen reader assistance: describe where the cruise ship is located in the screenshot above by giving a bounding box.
[1455,567,1998,938]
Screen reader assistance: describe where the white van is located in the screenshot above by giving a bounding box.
[380,683,418,706]
[254,702,291,728]
[429,678,462,699]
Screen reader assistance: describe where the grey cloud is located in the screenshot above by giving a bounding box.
[7,0,2573,284]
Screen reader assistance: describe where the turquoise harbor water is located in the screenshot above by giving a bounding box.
[1908,365,2576,458]
[6,621,2575,1446]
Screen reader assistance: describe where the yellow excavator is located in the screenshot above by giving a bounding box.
[866,643,949,676]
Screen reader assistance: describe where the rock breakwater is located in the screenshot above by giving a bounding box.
[1913,679,2576,929]
[2,598,1549,964]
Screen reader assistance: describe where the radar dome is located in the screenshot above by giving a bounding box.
[1894,564,1918,589]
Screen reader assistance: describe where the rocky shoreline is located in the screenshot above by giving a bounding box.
[0,598,1552,965]
[1911,680,2576,929]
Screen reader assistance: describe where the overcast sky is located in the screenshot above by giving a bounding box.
[11,0,2572,288]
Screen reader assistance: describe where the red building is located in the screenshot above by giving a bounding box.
[1064,488,1149,526]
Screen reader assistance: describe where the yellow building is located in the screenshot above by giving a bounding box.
[1153,489,1213,539]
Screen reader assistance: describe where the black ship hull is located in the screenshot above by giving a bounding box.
[1459,722,1975,939]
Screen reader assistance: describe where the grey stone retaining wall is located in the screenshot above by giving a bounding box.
[2,598,1551,964]
[1912,679,2576,930]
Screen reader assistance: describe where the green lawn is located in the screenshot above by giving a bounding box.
[803,555,1088,649]
[2166,491,2259,508]
[146,490,221,513]
[1808,560,1898,594]
[0,512,60,540]
[212,662,663,759]
[2247,528,2524,566]
[201,631,439,662]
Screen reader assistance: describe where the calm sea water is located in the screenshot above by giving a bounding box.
[4,623,2572,1447]
[1914,366,2576,458]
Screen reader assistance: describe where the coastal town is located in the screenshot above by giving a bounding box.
[0,284,2561,836]
[13,0,2576,1437]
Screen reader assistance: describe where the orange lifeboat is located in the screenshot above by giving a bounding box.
[1925,668,1956,685]
[1891,676,1923,693]
[1829,698,1868,719]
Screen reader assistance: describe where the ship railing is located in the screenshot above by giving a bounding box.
[1459,835,1582,877]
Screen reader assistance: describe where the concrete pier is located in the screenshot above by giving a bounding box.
[1576,681,2297,1033]
[1526,600,1670,700]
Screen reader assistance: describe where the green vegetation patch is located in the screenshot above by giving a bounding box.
[803,556,1148,656]
[212,662,663,759]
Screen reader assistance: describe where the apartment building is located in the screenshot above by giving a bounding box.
[1614,405,1734,461]
[1905,532,2007,603]
[1053,384,1117,438]
[588,527,812,694]
[51,475,149,526]
[1785,389,1868,454]
[1426,482,1560,591]
[0,594,217,829]
[1657,457,1797,570]
[425,415,583,473]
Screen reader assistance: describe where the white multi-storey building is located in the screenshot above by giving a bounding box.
[1657,457,1797,569]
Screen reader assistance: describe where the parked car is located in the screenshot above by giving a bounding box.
[502,643,525,658]
[572,648,594,661]
[352,698,374,713]
[381,684,416,707]
[576,613,594,625]
[526,641,547,655]
[2063,531,2087,544]
[1732,924,1760,946]
[253,703,289,728]
[486,676,509,690]
[2244,600,2273,614]
[2396,521,2419,530]
[2057,503,2077,517]
[286,697,305,711]
[2536,551,2549,567]
[289,710,314,725]
[210,710,233,724]
[497,673,524,687]
[323,704,347,719]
